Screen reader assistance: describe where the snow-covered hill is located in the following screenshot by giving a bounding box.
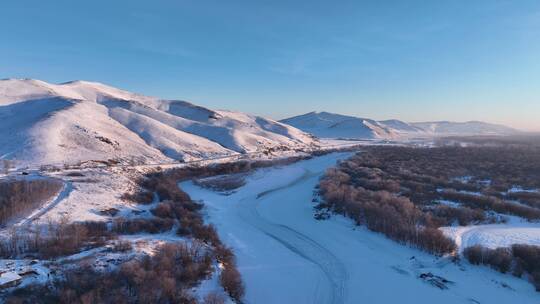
[281,111,519,139]
[280,112,397,140]
[410,121,518,136]
[0,79,317,166]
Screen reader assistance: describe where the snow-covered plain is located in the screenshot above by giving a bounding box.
[442,217,540,252]
[182,153,539,304]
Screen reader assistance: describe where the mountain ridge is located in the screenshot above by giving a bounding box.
[281,111,519,139]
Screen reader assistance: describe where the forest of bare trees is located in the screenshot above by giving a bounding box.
[318,168,456,255]
[0,178,63,226]
[6,242,216,304]
[0,218,112,259]
[317,144,540,256]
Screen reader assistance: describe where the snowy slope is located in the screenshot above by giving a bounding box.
[0,79,317,166]
[282,111,519,139]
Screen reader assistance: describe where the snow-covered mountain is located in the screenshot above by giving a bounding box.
[0,79,317,166]
[280,112,398,139]
[410,121,518,136]
[281,111,519,139]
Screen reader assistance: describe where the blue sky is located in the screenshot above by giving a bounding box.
[1,1,540,130]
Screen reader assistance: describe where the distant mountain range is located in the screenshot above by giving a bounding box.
[0,79,316,166]
[281,111,519,140]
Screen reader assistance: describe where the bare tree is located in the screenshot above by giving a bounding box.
[2,159,12,175]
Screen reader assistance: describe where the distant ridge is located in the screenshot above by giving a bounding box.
[281,111,519,139]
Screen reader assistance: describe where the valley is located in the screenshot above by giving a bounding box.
[1,79,539,303]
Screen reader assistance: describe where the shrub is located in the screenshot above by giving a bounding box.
[5,243,211,303]
[220,262,245,302]
[203,292,226,304]
[464,244,540,290]
[111,218,174,234]
[112,240,133,252]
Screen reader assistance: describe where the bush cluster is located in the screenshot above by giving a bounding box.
[0,178,63,225]
[6,242,213,304]
[441,190,540,220]
[464,244,540,290]
[319,170,456,255]
[0,220,112,259]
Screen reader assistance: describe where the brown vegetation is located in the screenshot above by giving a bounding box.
[464,244,540,290]
[119,161,251,302]
[194,174,246,192]
[0,219,112,259]
[319,170,456,255]
[0,178,63,226]
[317,144,540,255]
[6,242,213,304]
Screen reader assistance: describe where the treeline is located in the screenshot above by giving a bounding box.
[318,169,456,255]
[506,191,540,209]
[0,178,63,226]
[436,135,540,150]
[0,219,113,259]
[332,146,540,222]
[464,244,540,290]
[6,242,221,304]
[441,190,540,221]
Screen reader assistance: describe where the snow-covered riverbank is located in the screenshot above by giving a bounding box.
[182,153,539,304]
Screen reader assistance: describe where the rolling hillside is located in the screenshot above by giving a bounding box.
[0,79,317,167]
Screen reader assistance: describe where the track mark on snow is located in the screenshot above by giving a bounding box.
[17,181,73,227]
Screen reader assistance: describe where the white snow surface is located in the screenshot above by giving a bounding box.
[0,79,317,166]
[182,153,539,304]
[442,217,540,252]
[281,111,519,140]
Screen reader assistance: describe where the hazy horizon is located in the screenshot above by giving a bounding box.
[2,1,539,131]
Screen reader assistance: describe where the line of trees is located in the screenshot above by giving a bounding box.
[0,218,112,259]
[318,169,456,255]
[464,244,540,291]
[441,190,540,221]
